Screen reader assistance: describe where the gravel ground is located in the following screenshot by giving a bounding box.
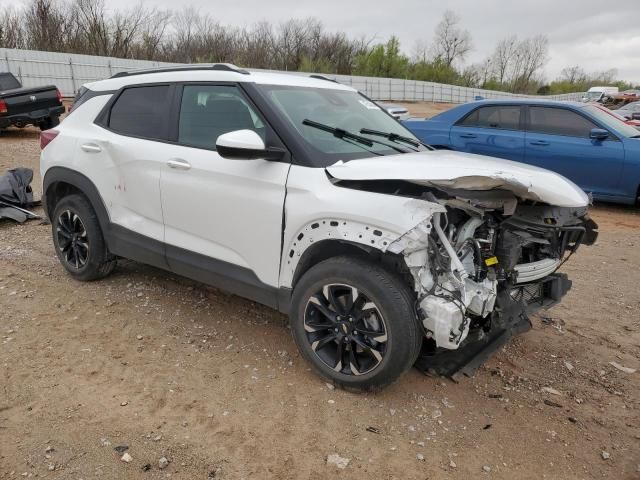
[0,112,639,479]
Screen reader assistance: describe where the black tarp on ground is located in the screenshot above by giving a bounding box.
[0,168,39,223]
[0,168,34,207]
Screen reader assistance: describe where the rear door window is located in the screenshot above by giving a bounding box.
[528,107,598,138]
[458,105,521,130]
[108,85,170,141]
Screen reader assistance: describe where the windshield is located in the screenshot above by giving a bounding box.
[584,105,640,138]
[618,102,640,112]
[257,85,426,165]
[583,92,603,101]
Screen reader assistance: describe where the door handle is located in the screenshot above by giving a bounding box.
[81,143,102,153]
[529,140,550,146]
[460,133,477,138]
[167,159,192,170]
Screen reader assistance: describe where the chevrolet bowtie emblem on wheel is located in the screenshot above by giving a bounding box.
[29,95,36,102]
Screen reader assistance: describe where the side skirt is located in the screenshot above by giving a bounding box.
[105,223,290,313]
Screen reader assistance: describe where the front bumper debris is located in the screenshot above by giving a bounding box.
[414,273,572,379]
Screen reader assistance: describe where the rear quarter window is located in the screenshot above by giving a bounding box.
[108,85,170,140]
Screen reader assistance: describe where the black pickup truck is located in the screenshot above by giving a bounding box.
[0,72,65,131]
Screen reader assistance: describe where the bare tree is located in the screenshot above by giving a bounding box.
[110,4,147,58]
[431,10,472,67]
[0,7,25,48]
[592,68,617,84]
[510,35,548,92]
[237,21,275,69]
[411,39,429,63]
[491,35,518,84]
[132,9,172,61]
[559,66,587,84]
[23,0,67,51]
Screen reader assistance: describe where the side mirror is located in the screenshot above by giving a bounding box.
[216,129,284,160]
[589,128,609,141]
[632,112,640,120]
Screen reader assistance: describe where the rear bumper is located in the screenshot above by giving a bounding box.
[415,273,572,378]
[0,105,65,128]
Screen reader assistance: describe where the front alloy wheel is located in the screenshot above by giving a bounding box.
[304,284,388,376]
[290,256,422,391]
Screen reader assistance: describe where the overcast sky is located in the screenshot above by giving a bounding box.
[90,0,640,83]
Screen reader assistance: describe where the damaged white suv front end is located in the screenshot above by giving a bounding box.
[283,150,597,379]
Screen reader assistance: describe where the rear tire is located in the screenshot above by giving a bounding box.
[39,116,60,131]
[51,194,116,281]
[290,256,422,391]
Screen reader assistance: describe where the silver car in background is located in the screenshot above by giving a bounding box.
[379,102,410,120]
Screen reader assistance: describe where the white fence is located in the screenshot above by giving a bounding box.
[1,48,584,103]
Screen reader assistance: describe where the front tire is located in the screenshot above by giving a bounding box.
[51,194,116,281]
[290,256,422,391]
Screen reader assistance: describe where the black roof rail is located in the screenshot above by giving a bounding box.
[309,74,338,83]
[111,63,250,79]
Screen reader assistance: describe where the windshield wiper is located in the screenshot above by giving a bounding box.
[302,119,410,154]
[359,128,433,151]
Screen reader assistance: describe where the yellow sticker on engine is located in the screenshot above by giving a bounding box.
[485,256,499,266]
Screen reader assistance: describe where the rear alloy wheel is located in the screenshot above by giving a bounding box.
[56,209,89,269]
[51,194,116,281]
[290,256,422,391]
[304,284,387,376]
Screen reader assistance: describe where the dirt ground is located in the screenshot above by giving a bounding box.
[1,105,639,480]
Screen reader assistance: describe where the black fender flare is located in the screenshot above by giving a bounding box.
[43,166,111,234]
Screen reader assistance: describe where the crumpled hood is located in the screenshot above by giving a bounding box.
[326,150,589,208]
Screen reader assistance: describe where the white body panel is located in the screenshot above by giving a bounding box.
[326,150,590,208]
[279,165,445,287]
[41,95,166,242]
[160,146,289,285]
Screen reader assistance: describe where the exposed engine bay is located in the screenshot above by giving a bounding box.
[335,178,599,376]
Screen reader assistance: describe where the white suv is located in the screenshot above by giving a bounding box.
[40,64,597,390]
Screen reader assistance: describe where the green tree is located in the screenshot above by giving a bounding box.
[353,36,409,78]
[408,57,459,84]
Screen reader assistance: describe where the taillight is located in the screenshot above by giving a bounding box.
[40,129,59,150]
[56,88,62,104]
[0,99,7,114]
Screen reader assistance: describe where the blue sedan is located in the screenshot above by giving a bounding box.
[404,100,640,204]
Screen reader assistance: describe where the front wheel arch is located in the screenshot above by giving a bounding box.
[290,239,412,292]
